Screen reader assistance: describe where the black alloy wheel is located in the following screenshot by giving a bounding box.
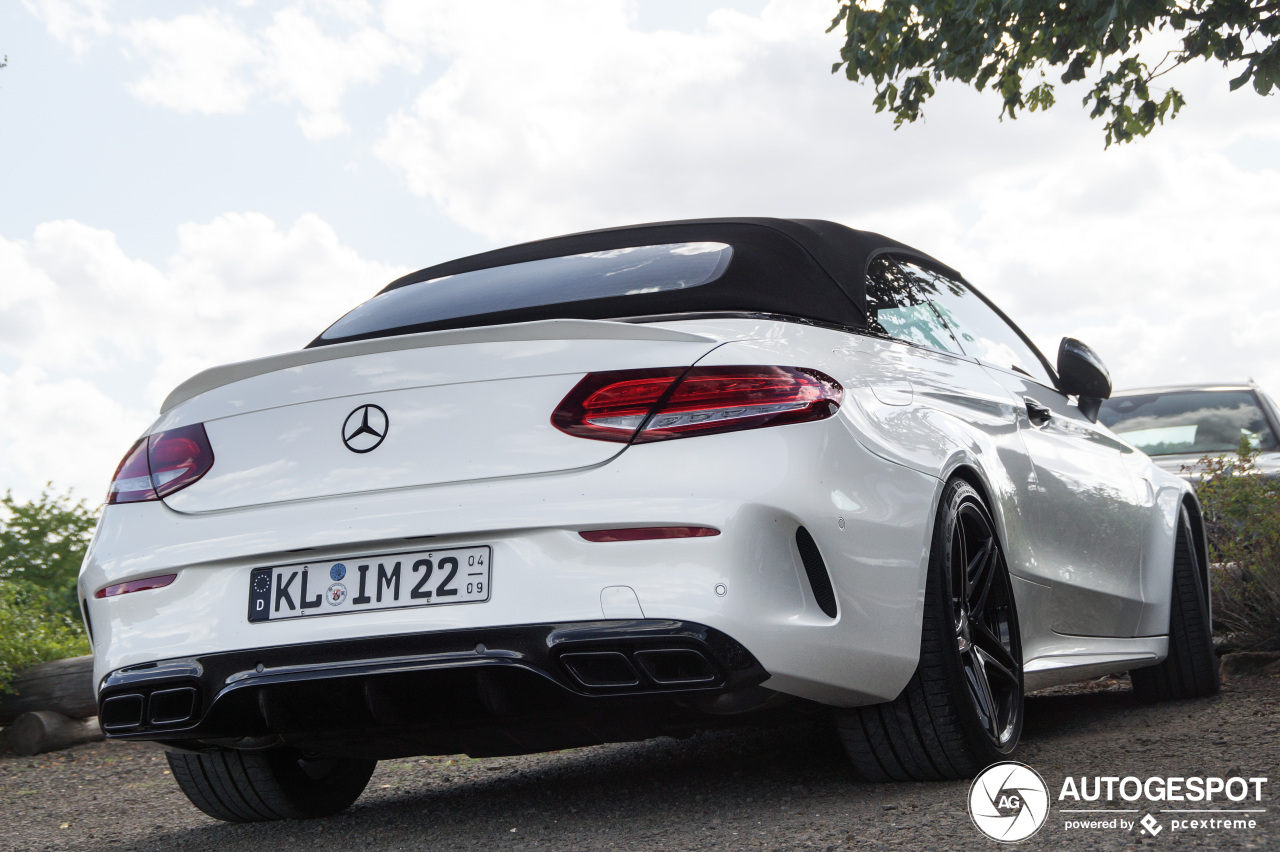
[836,478,1024,780]
[950,494,1022,748]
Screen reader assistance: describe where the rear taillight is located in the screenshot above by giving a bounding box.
[148,424,215,497]
[107,424,215,504]
[552,366,843,443]
[552,367,685,441]
[107,438,155,504]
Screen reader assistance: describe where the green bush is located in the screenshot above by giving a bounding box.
[0,580,91,695]
[1195,439,1280,652]
[0,486,98,620]
[0,487,97,694]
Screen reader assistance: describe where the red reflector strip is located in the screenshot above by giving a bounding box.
[95,574,178,599]
[579,526,721,542]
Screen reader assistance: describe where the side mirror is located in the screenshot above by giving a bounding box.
[1057,337,1112,423]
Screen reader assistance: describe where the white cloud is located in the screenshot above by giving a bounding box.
[123,11,263,114]
[259,5,419,137]
[375,0,839,240]
[938,145,1280,393]
[0,215,405,501]
[23,0,112,54]
[368,0,1138,247]
[31,0,418,135]
[0,370,145,506]
[4,221,172,371]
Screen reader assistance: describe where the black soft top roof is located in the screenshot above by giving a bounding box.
[309,218,957,347]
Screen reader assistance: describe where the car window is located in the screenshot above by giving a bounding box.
[320,242,733,342]
[1099,390,1279,456]
[1261,392,1280,433]
[864,257,964,355]
[890,259,1056,387]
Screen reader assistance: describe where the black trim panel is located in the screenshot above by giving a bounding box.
[99,620,769,751]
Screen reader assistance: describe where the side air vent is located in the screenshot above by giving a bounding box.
[795,526,838,618]
[80,598,94,643]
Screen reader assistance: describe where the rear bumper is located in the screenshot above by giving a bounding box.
[97,619,770,758]
[83,420,940,709]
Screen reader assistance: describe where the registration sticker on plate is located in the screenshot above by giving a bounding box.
[247,546,491,623]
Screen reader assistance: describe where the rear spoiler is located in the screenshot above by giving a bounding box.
[160,319,718,414]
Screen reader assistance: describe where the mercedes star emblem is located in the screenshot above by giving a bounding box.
[342,404,389,453]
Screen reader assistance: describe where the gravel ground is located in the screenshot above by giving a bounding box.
[3,672,1277,852]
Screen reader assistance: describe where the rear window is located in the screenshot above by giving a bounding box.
[320,242,733,342]
[1099,390,1279,456]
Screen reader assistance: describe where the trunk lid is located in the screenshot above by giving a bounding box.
[155,320,721,513]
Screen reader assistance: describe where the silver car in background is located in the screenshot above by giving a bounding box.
[1099,384,1280,479]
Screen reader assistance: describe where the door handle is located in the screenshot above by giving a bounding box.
[1025,398,1052,427]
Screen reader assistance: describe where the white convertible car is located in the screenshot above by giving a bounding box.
[81,219,1218,821]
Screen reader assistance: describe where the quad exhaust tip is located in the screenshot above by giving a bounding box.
[560,651,640,688]
[558,647,719,690]
[100,686,198,731]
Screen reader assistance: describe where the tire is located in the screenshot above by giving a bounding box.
[836,479,1024,781]
[1130,504,1220,701]
[166,746,376,822]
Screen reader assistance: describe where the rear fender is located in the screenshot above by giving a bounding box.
[1134,471,1206,638]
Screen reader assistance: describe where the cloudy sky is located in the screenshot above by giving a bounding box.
[2,0,1278,504]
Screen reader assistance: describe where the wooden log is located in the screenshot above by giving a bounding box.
[0,655,96,725]
[0,657,96,724]
[6,711,104,756]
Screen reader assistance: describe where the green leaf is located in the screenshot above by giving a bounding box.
[830,0,1276,145]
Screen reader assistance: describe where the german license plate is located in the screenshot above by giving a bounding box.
[248,546,491,623]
